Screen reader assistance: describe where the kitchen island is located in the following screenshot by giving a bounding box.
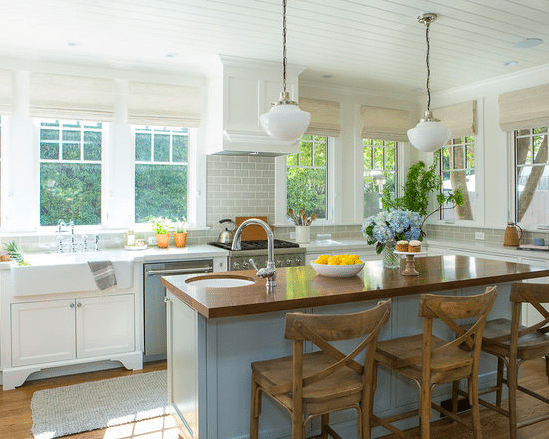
[162,255,549,439]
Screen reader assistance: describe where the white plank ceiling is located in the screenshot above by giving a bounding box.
[1,0,549,95]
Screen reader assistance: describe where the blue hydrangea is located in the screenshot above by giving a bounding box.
[362,209,423,245]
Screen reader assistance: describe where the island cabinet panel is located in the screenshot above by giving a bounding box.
[76,294,135,359]
[11,299,76,367]
[166,292,199,439]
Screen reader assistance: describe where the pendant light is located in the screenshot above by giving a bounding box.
[407,13,451,153]
[259,0,310,142]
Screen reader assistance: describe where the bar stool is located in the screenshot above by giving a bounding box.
[454,282,549,439]
[250,300,391,439]
[372,287,497,439]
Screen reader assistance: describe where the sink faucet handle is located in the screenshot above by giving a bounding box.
[249,258,259,271]
[58,220,67,233]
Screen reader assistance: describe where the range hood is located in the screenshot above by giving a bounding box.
[204,56,307,156]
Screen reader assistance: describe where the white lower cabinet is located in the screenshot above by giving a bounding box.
[11,298,76,367]
[11,294,135,368]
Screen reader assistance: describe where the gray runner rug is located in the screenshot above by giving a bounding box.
[31,370,168,439]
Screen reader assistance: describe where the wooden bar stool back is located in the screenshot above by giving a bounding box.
[250,300,391,439]
[455,282,549,439]
[373,286,497,439]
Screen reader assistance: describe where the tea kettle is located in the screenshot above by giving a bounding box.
[217,219,236,244]
[503,222,523,247]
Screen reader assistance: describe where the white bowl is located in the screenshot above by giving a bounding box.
[310,261,365,278]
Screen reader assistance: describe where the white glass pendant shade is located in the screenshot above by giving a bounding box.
[407,112,451,153]
[260,102,311,142]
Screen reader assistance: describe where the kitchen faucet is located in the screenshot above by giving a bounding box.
[232,218,276,289]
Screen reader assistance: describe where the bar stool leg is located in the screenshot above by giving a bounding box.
[320,414,329,439]
[451,380,460,415]
[470,374,483,439]
[250,373,261,439]
[496,357,504,407]
[420,382,432,439]
[507,359,518,439]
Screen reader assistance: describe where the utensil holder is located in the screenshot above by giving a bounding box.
[295,226,310,244]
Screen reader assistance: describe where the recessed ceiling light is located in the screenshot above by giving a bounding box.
[513,38,543,49]
[166,52,177,58]
[504,60,518,67]
[66,41,81,47]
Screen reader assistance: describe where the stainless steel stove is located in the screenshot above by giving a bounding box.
[208,239,305,271]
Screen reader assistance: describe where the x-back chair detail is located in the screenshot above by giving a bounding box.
[250,299,391,439]
[373,286,497,439]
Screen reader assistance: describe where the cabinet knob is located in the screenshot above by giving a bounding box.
[76,303,82,308]
[70,303,75,308]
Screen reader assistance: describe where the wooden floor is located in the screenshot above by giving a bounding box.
[0,361,174,439]
[2,359,549,439]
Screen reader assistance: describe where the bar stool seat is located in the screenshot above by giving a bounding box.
[376,334,473,384]
[480,317,549,360]
[253,350,365,414]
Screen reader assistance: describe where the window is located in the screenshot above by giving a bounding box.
[436,136,475,221]
[363,139,397,217]
[39,120,102,226]
[134,126,188,223]
[287,135,327,219]
[514,127,549,227]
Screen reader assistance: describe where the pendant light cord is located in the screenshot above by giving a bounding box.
[282,0,288,95]
[425,19,431,112]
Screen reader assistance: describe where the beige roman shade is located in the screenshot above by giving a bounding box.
[30,73,116,121]
[299,98,341,137]
[499,84,549,131]
[433,100,477,138]
[0,69,13,114]
[360,106,411,142]
[128,81,202,127]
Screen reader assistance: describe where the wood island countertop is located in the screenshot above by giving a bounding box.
[161,255,549,319]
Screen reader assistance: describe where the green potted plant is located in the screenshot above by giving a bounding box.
[173,217,188,248]
[149,217,172,248]
[381,161,464,236]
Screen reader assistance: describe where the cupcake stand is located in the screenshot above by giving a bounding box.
[394,250,428,276]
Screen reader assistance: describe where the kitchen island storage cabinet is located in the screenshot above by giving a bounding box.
[4,292,141,390]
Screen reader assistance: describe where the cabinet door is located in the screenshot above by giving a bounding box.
[76,294,135,359]
[11,299,76,367]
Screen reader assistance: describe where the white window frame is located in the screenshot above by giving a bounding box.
[511,126,549,230]
[132,125,190,225]
[429,100,485,228]
[436,135,476,222]
[361,138,399,216]
[275,136,338,226]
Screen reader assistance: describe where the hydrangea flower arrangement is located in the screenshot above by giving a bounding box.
[361,209,423,254]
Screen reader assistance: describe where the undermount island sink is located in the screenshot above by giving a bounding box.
[186,274,256,288]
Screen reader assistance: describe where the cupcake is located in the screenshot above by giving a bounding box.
[396,240,409,252]
[408,240,422,252]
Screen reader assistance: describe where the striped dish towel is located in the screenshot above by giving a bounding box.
[87,261,117,291]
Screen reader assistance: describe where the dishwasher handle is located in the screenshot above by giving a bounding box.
[146,267,213,277]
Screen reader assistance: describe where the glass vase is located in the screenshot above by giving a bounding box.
[382,240,400,269]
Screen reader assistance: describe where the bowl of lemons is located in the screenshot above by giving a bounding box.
[310,254,365,278]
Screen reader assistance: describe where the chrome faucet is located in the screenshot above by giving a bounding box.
[232,218,276,289]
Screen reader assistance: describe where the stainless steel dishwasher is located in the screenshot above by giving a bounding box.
[143,259,213,362]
